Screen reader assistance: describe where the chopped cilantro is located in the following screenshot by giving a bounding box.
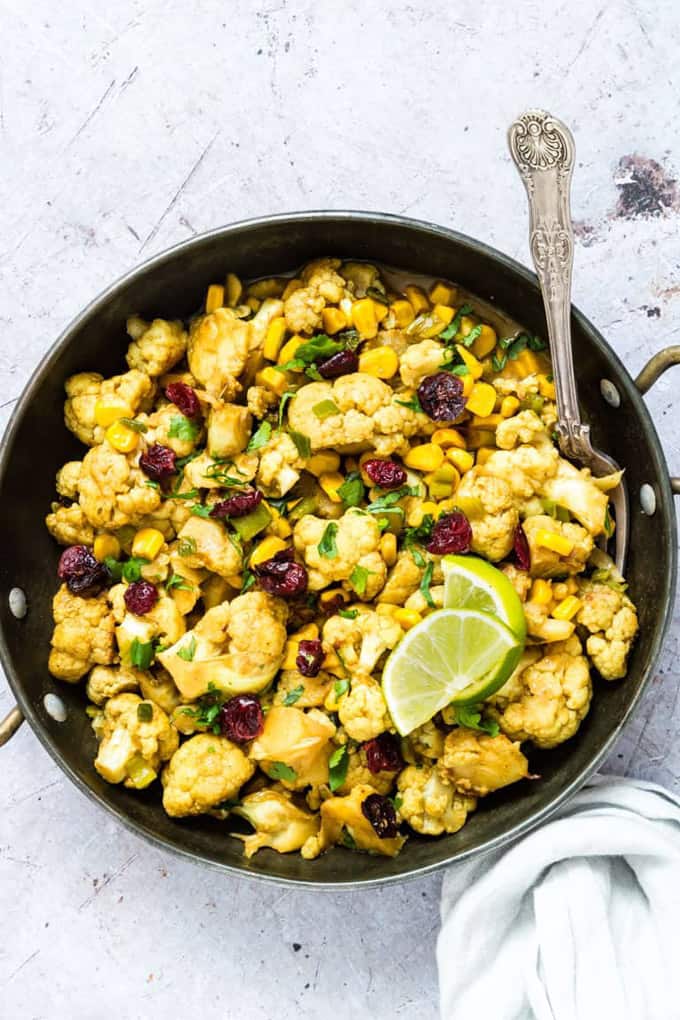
[438,303,473,342]
[365,485,417,518]
[122,557,148,583]
[180,683,223,733]
[277,391,296,430]
[289,430,311,459]
[277,334,344,375]
[403,515,434,567]
[283,684,305,706]
[349,564,373,596]
[247,420,272,451]
[166,572,193,592]
[177,635,197,662]
[144,479,161,490]
[337,472,365,508]
[318,521,339,559]
[492,351,507,372]
[168,415,200,442]
[460,324,482,348]
[268,761,297,782]
[129,638,154,670]
[328,745,349,792]
[395,395,423,413]
[104,556,123,582]
[419,560,435,608]
[189,503,213,518]
[451,703,500,737]
[448,363,470,376]
[241,570,256,593]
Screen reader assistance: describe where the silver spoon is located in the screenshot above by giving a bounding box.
[508,109,628,572]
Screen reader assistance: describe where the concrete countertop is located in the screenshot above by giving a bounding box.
[2,2,679,1017]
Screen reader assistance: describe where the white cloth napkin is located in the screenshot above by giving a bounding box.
[437,775,680,1020]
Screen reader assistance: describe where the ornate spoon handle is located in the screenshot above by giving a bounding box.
[508,110,590,457]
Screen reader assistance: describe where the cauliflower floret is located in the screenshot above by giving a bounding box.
[86,664,142,705]
[396,765,476,835]
[523,515,593,578]
[481,441,559,503]
[495,409,548,450]
[250,706,336,790]
[287,374,427,456]
[142,403,203,458]
[112,588,186,665]
[206,402,252,459]
[492,373,542,401]
[323,608,402,676]
[138,666,183,714]
[283,258,346,334]
[294,509,386,597]
[183,449,258,491]
[94,693,178,787]
[436,728,529,796]
[273,668,333,708]
[187,308,250,399]
[162,734,254,817]
[125,317,187,377]
[338,677,393,742]
[48,584,115,682]
[399,338,447,389]
[542,458,610,536]
[523,601,576,643]
[301,783,406,859]
[339,261,381,297]
[45,503,95,546]
[377,551,423,605]
[78,443,161,530]
[257,431,305,497]
[64,369,155,446]
[247,384,278,418]
[487,635,592,749]
[335,746,396,796]
[248,297,285,351]
[231,788,320,858]
[501,563,532,601]
[175,517,242,578]
[576,581,638,680]
[404,584,445,615]
[406,719,446,761]
[456,471,519,561]
[55,461,82,501]
[158,591,288,700]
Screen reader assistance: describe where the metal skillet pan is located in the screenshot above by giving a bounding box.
[1,211,678,888]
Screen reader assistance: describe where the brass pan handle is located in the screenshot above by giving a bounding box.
[635,346,680,494]
[0,704,24,746]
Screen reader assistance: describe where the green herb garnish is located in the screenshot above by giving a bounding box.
[337,472,365,508]
[166,572,193,592]
[168,415,200,442]
[451,703,500,737]
[283,684,305,706]
[290,431,311,459]
[189,503,213,518]
[366,286,389,305]
[176,635,197,662]
[365,485,417,518]
[318,521,339,559]
[104,556,123,582]
[328,745,349,792]
[419,560,435,608]
[268,761,297,782]
[180,683,223,733]
[403,515,435,567]
[144,479,161,490]
[460,324,482,348]
[438,303,473,342]
[492,351,507,372]
[129,638,154,670]
[604,506,614,537]
[122,557,148,582]
[247,420,272,451]
[277,334,344,375]
[241,570,256,593]
[277,391,296,430]
[338,608,358,620]
[349,564,372,596]
[395,395,423,413]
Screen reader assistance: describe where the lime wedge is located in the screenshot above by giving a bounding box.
[382,608,523,735]
[442,555,527,642]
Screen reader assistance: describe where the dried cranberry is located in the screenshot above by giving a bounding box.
[417,372,466,421]
[317,349,359,379]
[210,488,262,519]
[165,381,200,418]
[57,545,109,597]
[363,458,407,490]
[513,523,531,571]
[427,512,472,555]
[364,733,403,773]
[253,548,308,598]
[361,793,399,839]
[124,579,159,615]
[219,695,264,743]
[139,443,177,481]
[296,639,324,677]
[320,592,349,615]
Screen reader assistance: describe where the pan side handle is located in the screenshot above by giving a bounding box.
[635,346,680,494]
[0,705,24,746]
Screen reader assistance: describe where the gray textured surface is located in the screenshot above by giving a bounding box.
[1,2,679,1018]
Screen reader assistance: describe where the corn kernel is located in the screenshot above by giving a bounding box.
[322,306,347,335]
[539,373,556,400]
[263,317,287,361]
[428,281,457,306]
[93,534,120,562]
[255,366,289,396]
[307,451,341,477]
[282,641,299,670]
[404,285,429,315]
[94,396,134,428]
[250,535,288,566]
[535,529,574,556]
[446,448,474,473]
[373,299,389,323]
[475,447,496,466]
[404,444,444,472]
[515,350,541,376]
[500,396,521,418]
[465,381,497,417]
[394,607,423,630]
[471,413,504,429]
[282,278,303,300]
[248,278,284,299]
[271,517,292,539]
[322,650,346,679]
[319,472,344,503]
[319,588,350,610]
[455,345,484,380]
[225,273,243,307]
[351,298,378,339]
[407,500,439,527]
[462,373,475,398]
[552,595,582,621]
[205,284,225,313]
[132,528,165,561]
[358,345,399,379]
[471,323,497,359]
[565,577,579,595]
[380,532,397,566]
[225,574,243,589]
[390,299,415,329]
[433,303,455,327]
[105,420,138,453]
[277,335,304,365]
[431,428,467,449]
[531,579,553,605]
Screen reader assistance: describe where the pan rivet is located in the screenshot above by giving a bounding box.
[600,380,621,408]
[43,693,67,723]
[640,484,656,516]
[8,587,27,619]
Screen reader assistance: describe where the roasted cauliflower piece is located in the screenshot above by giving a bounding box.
[162,734,254,817]
[481,440,559,503]
[301,784,406,859]
[86,664,142,705]
[110,585,185,664]
[287,374,427,456]
[523,600,577,644]
[294,509,386,597]
[250,706,336,790]
[495,409,548,450]
[187,308,250,399]
[542,458,610,536]
[487,635,592,749]
[396,765,476,835]
[272,668,334,708]
[48,585,115,682]
[339,261,381,297]
[55,461,82,501]
[436,728,530,797]
[399,339,447,389]
[174,516,242,578]
[94,693,178,787]
[78,443,162,530]
[45,503,94,546]
[125,317,187,377]
[456,471,519,562]
[231,788,320,858]
[283,258,346,334]
[377,551,423,605]
[158,592,288,700]
[322,608,402,677]
[246,384,278,419]
[183,449,258,491]
[523,515,593,578]
[143,403,202,458]
[338,678,393,743]
[138,666,184,714]
[206,402,252,459]
[576,580,639,680]
[335,746,396,797]
[256,431,305,497]
[64,369,155,446]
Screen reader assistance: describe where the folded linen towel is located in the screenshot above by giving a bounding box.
[438,776,680,1020]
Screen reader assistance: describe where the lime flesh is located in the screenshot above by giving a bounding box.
[442,554,527,642]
